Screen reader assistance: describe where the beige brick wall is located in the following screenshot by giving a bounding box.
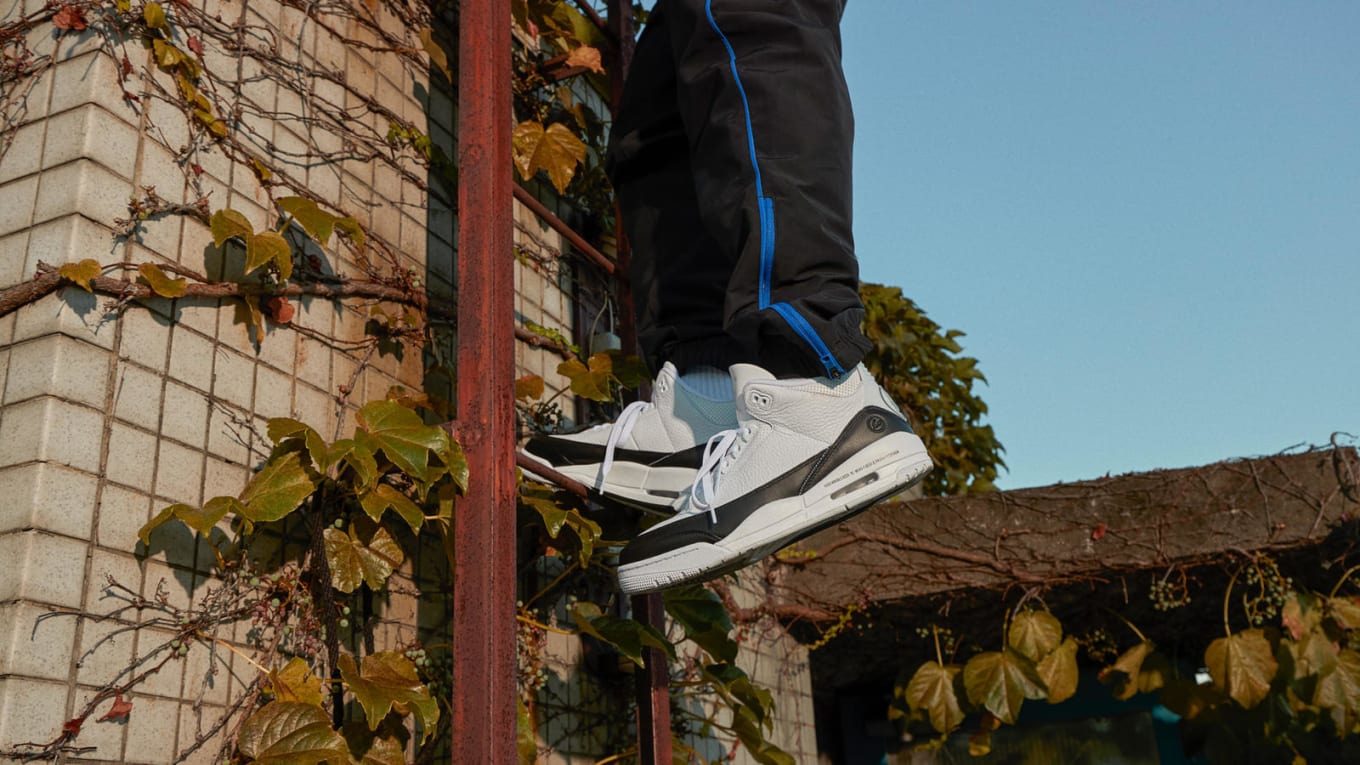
[0,0,437,758]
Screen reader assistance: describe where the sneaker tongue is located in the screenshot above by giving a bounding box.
[729,363,776,398]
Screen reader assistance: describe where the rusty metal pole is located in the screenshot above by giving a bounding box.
[603,2,673,762]
[453,0,515,761]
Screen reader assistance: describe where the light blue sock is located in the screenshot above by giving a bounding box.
[677,366,733,402]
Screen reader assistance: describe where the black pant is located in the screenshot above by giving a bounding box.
[606,0,870,380]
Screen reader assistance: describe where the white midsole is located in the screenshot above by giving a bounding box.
[618,431,932,594]
[519,451,694,511]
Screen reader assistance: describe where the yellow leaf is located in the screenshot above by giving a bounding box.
[143,1,167,31]
[57,259,101,291]
[1008,610,1062,663]
[418,28,451,80]
[268,657,324,705]
[512,120,587,194]
[278,196,336,246]
[564,45,605,74]
[137,262,187,298]
[1205,629,1278,709]
[246,231,291,278]
[962,650,1046,724]
[210,209,253,247]
[903,661,965,734]
[1036,637,1079,704]
[151,38,181,70]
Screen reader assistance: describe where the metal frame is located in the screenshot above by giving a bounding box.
[454,1,671,760]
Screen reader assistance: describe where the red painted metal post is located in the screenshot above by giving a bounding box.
[453,0,516,762]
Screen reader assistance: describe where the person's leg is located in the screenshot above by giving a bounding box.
[606,3,745,374]
[660,0,871,379]
[614,0,934,594]
[523,9,740,512]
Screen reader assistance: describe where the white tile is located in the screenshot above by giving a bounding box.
[12,290,117,350]
[33,159,132,228]
[294,337,330,390]
[3,333,111,408]
[105,421,157,489]
[166,327,214,393]
[161,381,208,448]
[0,120,43,184]
[154,440,202,506]
[0,175,38,237]
[40,105,140,180]
[22,213,120,276]
[205,405,251,467]
[48,51,138,119]
[0,462,98,538]
[0,530,88,608]
[0,601,77,681]
[0,396,104,473]
[119,307,171,370]
[86,547,143,612]
[0,230,29,288]
[202,457,247,502]
[70,684,128,757]
[121,693,180,763]
[0,679,71,755]
[113,361,164,432]
[210,349,254,410]
[96,484,152,551]
[74,612,137,687]
[253,364,292,420]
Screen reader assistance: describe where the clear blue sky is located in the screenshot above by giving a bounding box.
[840,2,1360,489]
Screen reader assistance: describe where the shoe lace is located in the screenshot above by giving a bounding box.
[687,425,753,524]
[598,400,653,493]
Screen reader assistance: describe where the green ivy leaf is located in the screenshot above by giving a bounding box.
[335,436,380,491]
[267,418,328,470]
[338,652,438,738]
[521,493,599,561]
[512,120,587,194]
[570,602,674,668]
[267,657,324,706]
[1008,610,1062,663]
[904,661,965,734]
[211,209,253,247]
[239,450,318,523]
[1205,629,1278,709]
[342,721,408,765]
[360,483,424,532]
[664,585,738,663]
[356,400,447,481]
[962,649,1047,724]
[323,525,403,593]
[247,231,291,279]
[516,696,536,765]
[138,497,243,543]
[278,196,337,246]
[443,437,469,493]
[1036,637,1080,704]
[335,216,365,251]
[57,259,101,292]
[137,262,187,298]
[237,702,347,765]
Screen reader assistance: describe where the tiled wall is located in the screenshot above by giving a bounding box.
[0,0,437,759]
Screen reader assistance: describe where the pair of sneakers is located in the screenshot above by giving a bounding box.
[521,362,934,595]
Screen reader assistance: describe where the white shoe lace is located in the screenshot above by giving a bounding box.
[687,425,753,524]
[598,400,653,494]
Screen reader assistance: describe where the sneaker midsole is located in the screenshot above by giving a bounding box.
[618,431,932,592]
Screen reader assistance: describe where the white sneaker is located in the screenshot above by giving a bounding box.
[520,362,738,514]
[616,363,934,594]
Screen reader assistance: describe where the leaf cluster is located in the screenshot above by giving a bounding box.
[860,282,1005,496]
